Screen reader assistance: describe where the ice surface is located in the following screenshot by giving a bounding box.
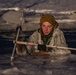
[0,0,76,32]
[0,54,76,75]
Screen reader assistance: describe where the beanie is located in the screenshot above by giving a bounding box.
[40,14,57,26]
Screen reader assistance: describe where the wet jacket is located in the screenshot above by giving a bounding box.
[29,27,71,55]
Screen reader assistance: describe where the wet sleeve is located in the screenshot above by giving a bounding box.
[29,31,39,43]
[52,30,71,55]
[26,31,39,51]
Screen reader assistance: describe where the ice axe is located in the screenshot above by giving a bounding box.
[16,41,76,51]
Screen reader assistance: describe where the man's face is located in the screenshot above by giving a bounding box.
[41,22,54,35]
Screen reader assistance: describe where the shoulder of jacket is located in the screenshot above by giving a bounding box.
[31,30,39,36]
[53,28,63,36]
[33,30,39,34]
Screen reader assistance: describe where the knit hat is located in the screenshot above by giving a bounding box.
[40,14,58,26]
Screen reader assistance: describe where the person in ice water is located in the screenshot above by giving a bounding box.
[28,14,71,55]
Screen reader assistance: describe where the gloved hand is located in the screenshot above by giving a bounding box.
[38,44,52,52]
[38,44,46,51]
[16,26,22,33]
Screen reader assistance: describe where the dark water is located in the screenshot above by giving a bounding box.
[63,29,76,54]
[0,29,76,75]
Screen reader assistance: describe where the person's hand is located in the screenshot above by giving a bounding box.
[38,44,52,52]
[38,44,46,51]
[29,45,34,49]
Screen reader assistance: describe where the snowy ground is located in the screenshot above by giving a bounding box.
[0,0,76,11]
[0,0,76,32]
[0,54,76,75]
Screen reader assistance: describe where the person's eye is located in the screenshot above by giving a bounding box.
[42,24,45,27]
[48,25,52,28]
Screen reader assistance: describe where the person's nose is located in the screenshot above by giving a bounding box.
[45,27,48,31]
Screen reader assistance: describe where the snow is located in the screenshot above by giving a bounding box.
[0,0,76,32]
[0,0,76,11]
[0,54,76,75]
